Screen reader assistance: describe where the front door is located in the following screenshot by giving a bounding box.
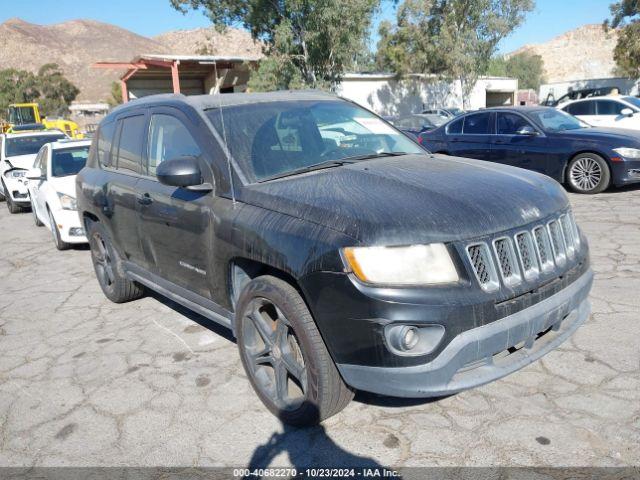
[136,108,213,299]
[491,112,549,175]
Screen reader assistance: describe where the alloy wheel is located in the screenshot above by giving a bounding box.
[570,157,602,191]
[241,298,308,411]
[92,233,115,288]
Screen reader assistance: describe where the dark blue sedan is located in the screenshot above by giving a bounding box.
[418,106,640,193]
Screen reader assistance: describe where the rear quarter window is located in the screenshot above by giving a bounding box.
[447,117,463,134]
[96,121,116,168]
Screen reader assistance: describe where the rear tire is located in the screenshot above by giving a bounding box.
[236,275,353,426]
[48,209,71,251]
[567,153,610,194]
[87,221,144,303]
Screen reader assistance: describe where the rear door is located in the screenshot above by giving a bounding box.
[563,100,597,125]
[491,112,549,174]
[446,112,493,159]
[135,107,214,299]
[106,113,147,264]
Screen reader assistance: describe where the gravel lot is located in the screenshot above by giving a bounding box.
[0,186,638,470]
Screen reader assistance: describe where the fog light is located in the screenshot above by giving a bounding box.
[401,326,419,350]
[385,323,445,356]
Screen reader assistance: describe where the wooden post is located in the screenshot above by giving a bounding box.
[171,61,181,94]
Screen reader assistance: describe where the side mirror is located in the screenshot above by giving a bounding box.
[156,156,212,191]
[26,167,44,180]
[620,108,634,117]
[516,125,538,136]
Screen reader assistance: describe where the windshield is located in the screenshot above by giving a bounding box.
[623,96,640,109]
[206,100,423,182]
[8,106,37,125]
[530,109,586,132]
[5,134,66,157]
[51,146,89,177]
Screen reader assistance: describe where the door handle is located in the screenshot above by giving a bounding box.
[494,139,506,144]
[137,193,153,206]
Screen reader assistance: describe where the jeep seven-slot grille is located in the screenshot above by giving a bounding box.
[466,211,581,291]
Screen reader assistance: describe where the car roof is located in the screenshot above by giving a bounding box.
[108,90,338,117]
[49,139,92,150]
[3,130,68,139]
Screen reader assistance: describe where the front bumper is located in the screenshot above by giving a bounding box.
[51,209,87,244]
[3,176,30,204]
[612,159,640,186]
[337,268,593,397]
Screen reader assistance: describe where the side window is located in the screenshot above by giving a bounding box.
[97,121,116,168]
[114,115,146,174]
[596,100,625,115]
[447,117,463,134]
[564,101,595,116]
[462,112,491,134]
[496,113,533,135]
[146,114,201,176]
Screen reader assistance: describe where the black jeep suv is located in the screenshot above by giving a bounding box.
[76,91,593,425]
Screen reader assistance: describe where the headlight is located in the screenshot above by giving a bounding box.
[341,243,459,285]
[57,192,77,210]
[8,170,26,178]
[613,147,640,159]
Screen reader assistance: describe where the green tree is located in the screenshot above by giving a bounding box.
[487,51,545,90]
[0,64,78,119]
[36,64,80,117]
[376,0,534,107]
[108,81,123,107]
[606,1,640,77]
[170,0,381,90]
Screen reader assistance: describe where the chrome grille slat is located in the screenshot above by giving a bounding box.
[515,231,539,281]
[533,226,554,273]
[560,214,575,257]
[493,237,522,287]
[548,220,567,267]
[466,243,499,292]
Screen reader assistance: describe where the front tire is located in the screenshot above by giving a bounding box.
[236,276,353,426]
[31,199,44,226]
[48,209,71,250]
[567,153,610,194]
[87,221,144,303]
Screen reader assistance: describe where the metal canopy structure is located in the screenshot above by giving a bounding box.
[93,54,261,103]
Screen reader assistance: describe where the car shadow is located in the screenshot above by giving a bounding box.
[354,390,452,408]
[245,404,397,478]
[604,183,640,194]
[148,290,236,343]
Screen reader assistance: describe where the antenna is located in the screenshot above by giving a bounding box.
[213,60,236,205]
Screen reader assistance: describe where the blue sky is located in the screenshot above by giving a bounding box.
[5,0,613,53]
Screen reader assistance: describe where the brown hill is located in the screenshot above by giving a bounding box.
[509,24,618,84]
[0,18,262,102]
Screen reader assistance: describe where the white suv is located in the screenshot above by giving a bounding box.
[26,139,90,249]
[0,131,67,213]
[560,96,640,130]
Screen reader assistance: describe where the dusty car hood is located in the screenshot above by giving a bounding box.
[240,154,569,245]
[48,175,77,198]
[5,154,37,170]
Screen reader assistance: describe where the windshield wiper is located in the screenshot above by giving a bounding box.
[336,151,409,162]
[257,159,357,183]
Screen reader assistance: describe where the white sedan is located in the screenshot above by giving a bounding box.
[26,139,91,250]
[559,96,640,131]
[0,131,67,213]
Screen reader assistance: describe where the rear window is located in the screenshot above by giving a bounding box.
[447,117,463,134]
[114,115,145,174]
[564,101,595,116]
[462,112,491,134]
[5,134,66,157]
[596,100,625,115]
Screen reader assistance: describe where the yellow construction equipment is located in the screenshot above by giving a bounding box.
[2,103,84,139]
